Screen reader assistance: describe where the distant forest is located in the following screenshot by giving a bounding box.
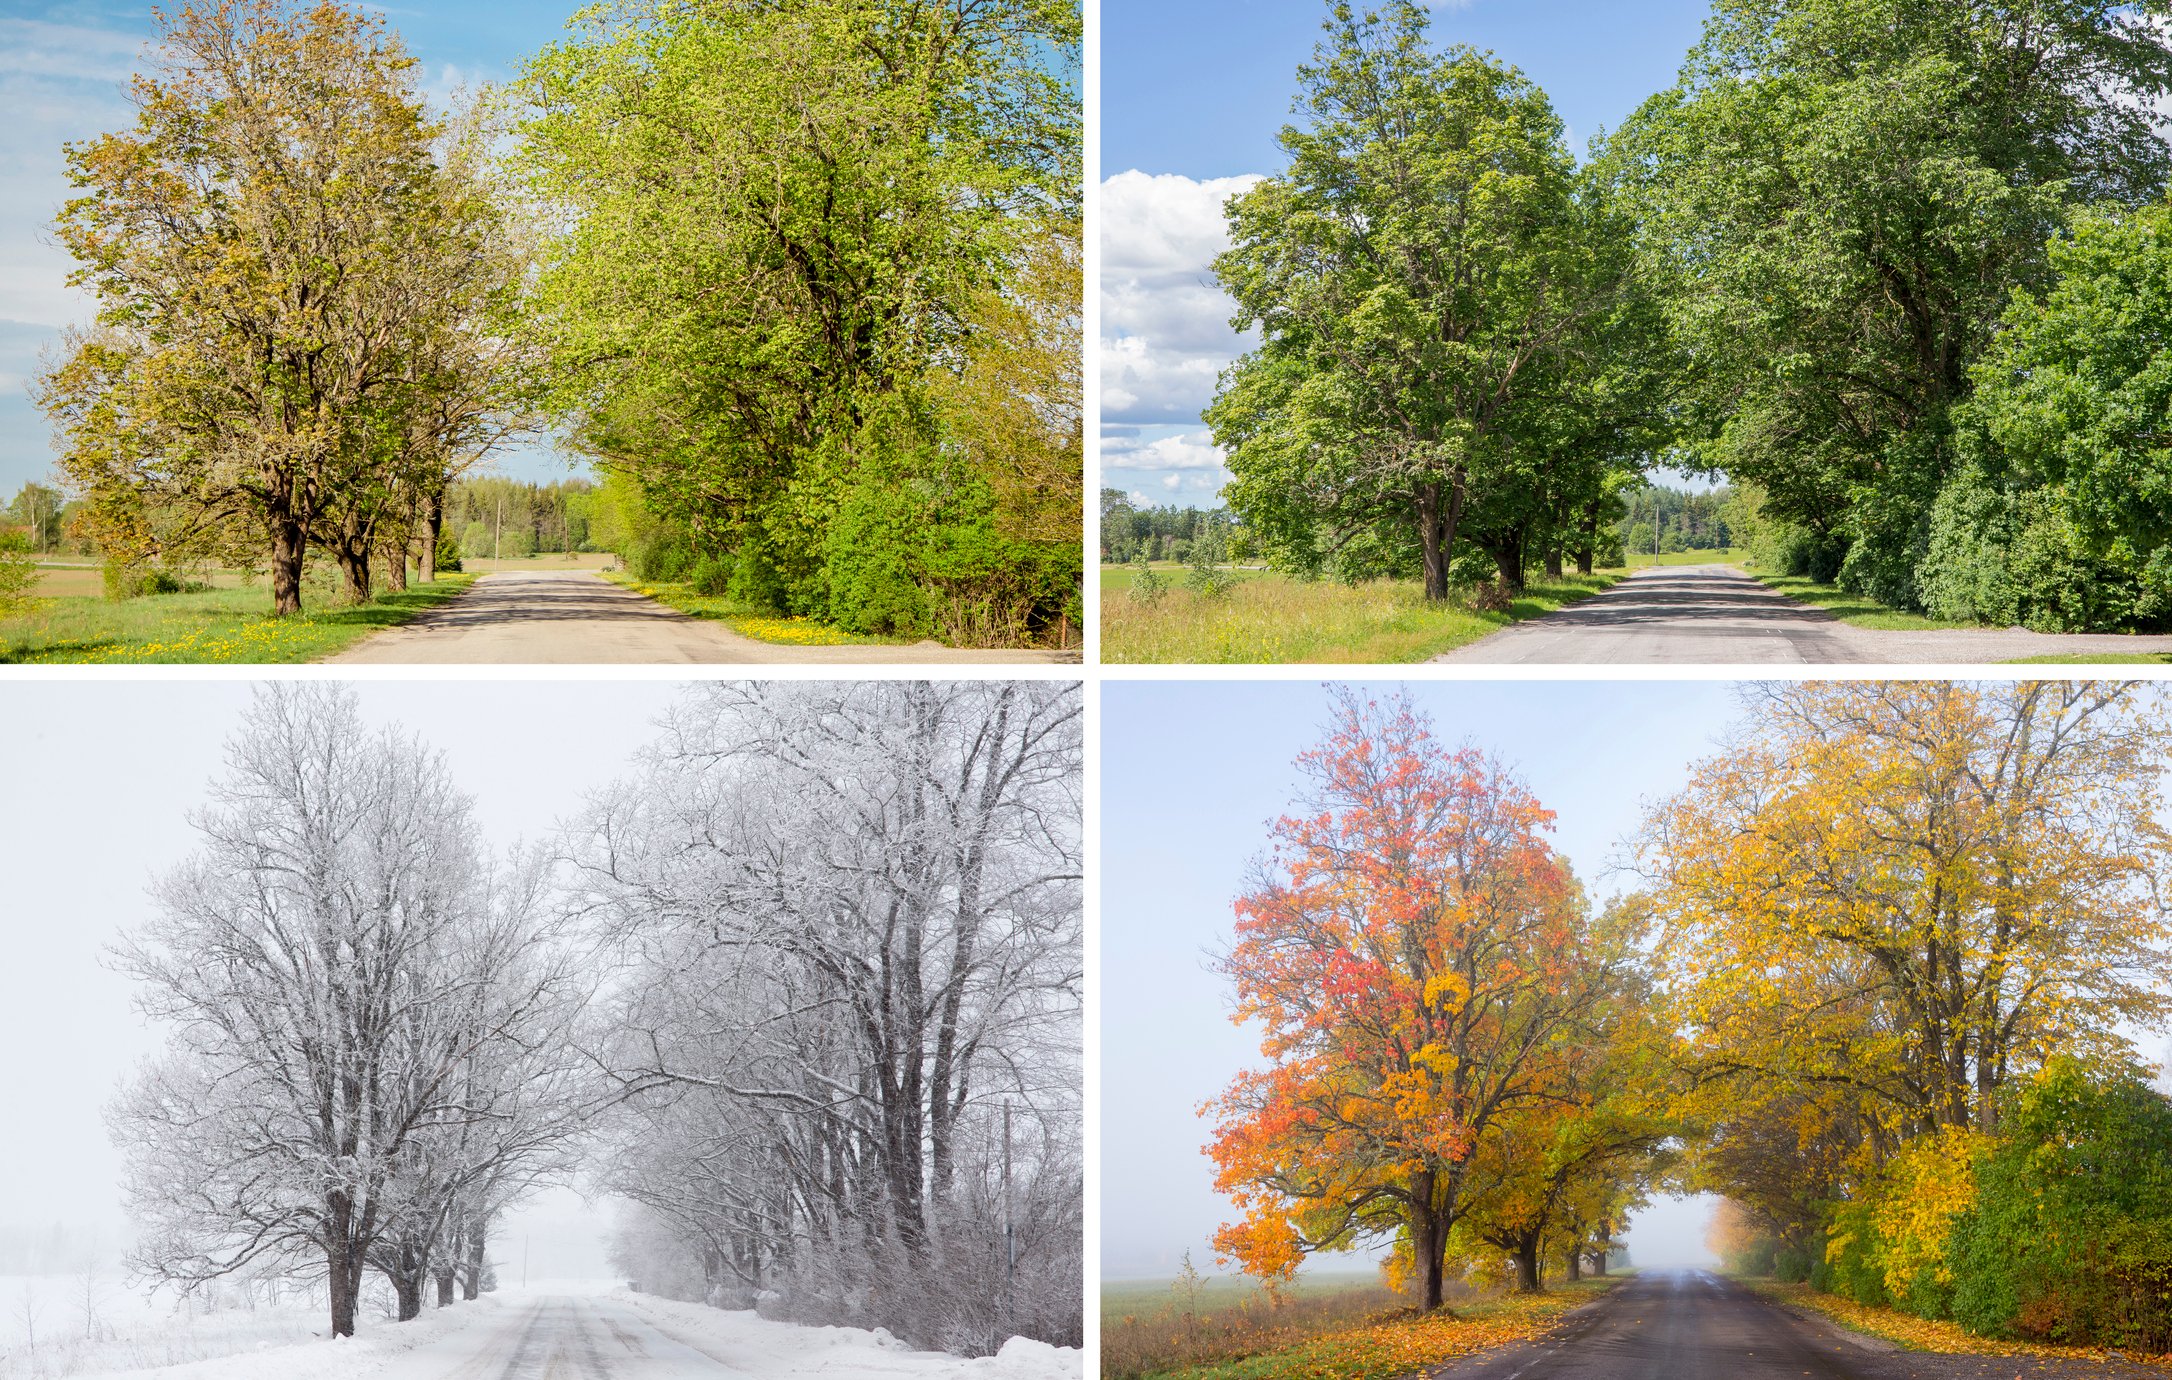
[1102,483,1749,567]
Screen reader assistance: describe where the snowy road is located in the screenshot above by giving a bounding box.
[379,1295,745,1378]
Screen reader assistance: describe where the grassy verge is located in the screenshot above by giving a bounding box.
[2004,651,2172,665]
[1099,568,1624,663]
[600,570,888,648]
[0,575,478,664]
[1739,570,1978,631]
[1740,1281,2161,1363]
[1107,1277,1620,1380]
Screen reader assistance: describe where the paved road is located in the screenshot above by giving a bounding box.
[381,1295,745,1379]
[1429,1270,2164,1380]
[328,571,1068,665]
[1435,564,2172,664]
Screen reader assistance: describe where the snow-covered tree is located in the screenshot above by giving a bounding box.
[571,681,1083,1353]
[108,685,588,1336]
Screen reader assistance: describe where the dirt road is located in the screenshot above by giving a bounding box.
[1434,565,2172,664]
[1429,1270,2160,1380]
[327,571,1068,665]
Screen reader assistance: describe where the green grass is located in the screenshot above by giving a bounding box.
[600,570,892,647]
[1625,546,1749,567]
[0,573,478,664]
[1099,566,1625,663]
[1740,570,1978,631]
[2002,651,2172,664]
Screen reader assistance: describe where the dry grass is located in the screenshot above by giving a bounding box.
[1101,1274,1619,1380]
[1098,569,1622,664]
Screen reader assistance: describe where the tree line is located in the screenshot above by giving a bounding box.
[1215,0,2172,630]
[109,682,1084,1354]
[1209,683,2172,1351]
[33,0,1081,648]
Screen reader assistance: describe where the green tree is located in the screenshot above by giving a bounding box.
[517,0,1079,629]
[1929,200,2172,630]
[7,484,65,554]
[1208,2,1590,600]
[37,0,489,615]
[1616,0,2172,608]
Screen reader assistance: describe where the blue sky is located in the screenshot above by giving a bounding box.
[0,0,590,502]
[1100,0,1713,508]
[1101,677,1742,1278]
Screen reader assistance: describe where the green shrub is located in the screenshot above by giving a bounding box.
[433,531,464,573]
[1948,1062,2172,1352]
[0,532,34,612]
[687,553,733,597]
[727,542,791,613]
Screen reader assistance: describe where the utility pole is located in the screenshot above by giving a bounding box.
[494,495,503,562]
[1002,1102,1015,1350]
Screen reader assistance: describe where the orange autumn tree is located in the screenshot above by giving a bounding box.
[1643,681,2172,1149]
[1204,688,1605,1311]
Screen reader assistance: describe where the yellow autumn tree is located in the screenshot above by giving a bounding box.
[1641,681,2172,1147]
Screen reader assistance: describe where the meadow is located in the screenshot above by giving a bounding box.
[1098,565,1622,664]
[1100,1268,1619,1380]
[1,566,475,664]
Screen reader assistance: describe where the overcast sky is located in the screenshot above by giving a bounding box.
[1099,0,1713,507]
[0,678,693,1279]
[0,0,594,500]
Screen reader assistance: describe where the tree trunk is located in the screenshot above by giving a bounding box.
[383,536,409,593]
[1589,1248,1609,1277]
[1490,528,1526,594]
[1407,1175,1447,1311]
[1565,1246,1583,1282]
[1544,542,1564,579]
[327,1240,360,1338]
[434,1266,455,1308]
[1575,499,1598,575]
[336,536,373,604]
[1416,477,1466,603]
[393,1271,423,1322]
[463,1213,488,1300]
[1511,1235,1542,1293]
[419,491,443,584]
[271,518,307,618]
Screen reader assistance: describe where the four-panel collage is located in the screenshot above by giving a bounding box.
[3,0,2172,1378]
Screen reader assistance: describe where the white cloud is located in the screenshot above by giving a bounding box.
[1102,429,1226,472]
[1098,169,1263,428]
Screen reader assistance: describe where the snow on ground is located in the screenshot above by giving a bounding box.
[3,1277,1082,1380]
[610,1289,1082,1380]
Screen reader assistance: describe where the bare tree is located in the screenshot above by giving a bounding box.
[569,681,1083,1353]
[108,685,587,1336]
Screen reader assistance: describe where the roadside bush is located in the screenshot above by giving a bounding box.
[1918,466,2164,631]
[631,534,691,583]
[1947,1062,2172,1352]
[687,553,733,598]
[433,532,463,573]
[0,531,35,612]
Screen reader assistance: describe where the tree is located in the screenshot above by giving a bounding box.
[7,484,65,554]
[1927,199,2172,630]
[1208,2,1597,600]
[1640,681,2172,1148]
[516,0,1081,641]
[1205,688,1614,1310]
[107,685,585,1336]
[568,681,1084,1351]
[1615,0,2172,608]
[39,0,524,614]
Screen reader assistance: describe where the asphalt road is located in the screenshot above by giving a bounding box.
[380,1296,744,1379]
[327,571,1067,665]
[1435,565,2172,664]
[1429,1271,2165,1380]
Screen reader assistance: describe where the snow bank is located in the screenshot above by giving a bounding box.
[55,1292,512,1380]
[612,1289,1083,1379]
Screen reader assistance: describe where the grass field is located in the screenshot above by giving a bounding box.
[1101,1271,1620,1380]
[0,572,477,664]
[1099,565,1623,663]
